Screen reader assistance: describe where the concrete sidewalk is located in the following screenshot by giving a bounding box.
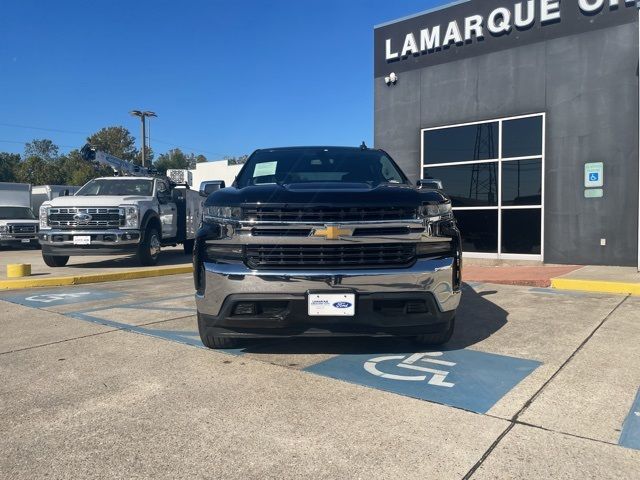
[0,247,192,289]
[552,266,640,296]
[464,260,639,295]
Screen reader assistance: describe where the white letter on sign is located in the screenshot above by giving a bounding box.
[442,20,463,47]
[464,15,484,42]
[385,38,399,61]
[541,0,561,23]
[579,0,604,12]
[488,8,512,34]
[401,33,419,57]
[420,26,441,52]
[515,1,535,28]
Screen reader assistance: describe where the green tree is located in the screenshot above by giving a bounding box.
[16,156,65,185]
[154,148,190,175]
[0,152,21,182]
[58,150,111,186]
[87,126,139,164]
[225,155,248,166]
[24,139,59,162]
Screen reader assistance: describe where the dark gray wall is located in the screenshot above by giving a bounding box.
[375,22,639,267]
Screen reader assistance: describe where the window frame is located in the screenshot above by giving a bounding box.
[421,112,546,261]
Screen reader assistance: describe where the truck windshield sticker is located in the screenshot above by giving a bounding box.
[253,161,277,178]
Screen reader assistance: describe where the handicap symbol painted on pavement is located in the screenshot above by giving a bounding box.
[619,388,640,451]
[306,348,542,414]
[0,289,122,308]
[364,352,456,387]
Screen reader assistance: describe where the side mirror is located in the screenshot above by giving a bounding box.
[62,189,70,197]
[199,181,226,196]
[417,178,443,190]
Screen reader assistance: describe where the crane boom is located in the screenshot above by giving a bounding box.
[80,144,151,176]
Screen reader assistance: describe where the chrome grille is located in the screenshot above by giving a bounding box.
[48,207,123,229]
[8,225,37,234]
[243,206,418,223]
[245,243,416,269]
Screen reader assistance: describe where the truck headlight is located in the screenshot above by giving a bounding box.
[420,202,453,219]
[39,205,50,230]
[121,206,139,229]
[0,225,7,233]
[203,206,242,222]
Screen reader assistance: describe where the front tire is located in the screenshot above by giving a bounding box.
[42,254,69,267]
[197,312,241,349]
[137,227,161,266]
[414,317,455,347]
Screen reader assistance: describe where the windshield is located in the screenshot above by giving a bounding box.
[76,179,154,196]
[235,148,408,188]
[0,207,36,220]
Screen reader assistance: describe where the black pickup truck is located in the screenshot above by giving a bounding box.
[193,146,462,349]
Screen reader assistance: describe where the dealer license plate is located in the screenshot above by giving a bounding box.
[73,236,91,246]
[308,293,356,317]
[20,239,31,243]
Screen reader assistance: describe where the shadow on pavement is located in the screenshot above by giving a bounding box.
[67,249,191,269]
[241,284,509,356]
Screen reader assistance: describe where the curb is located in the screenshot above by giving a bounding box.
[551,278,640,296]
[0,265,193,291]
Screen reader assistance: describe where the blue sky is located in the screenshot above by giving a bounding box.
[0,0,445,160]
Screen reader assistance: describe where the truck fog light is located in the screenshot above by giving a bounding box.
[233,302,257,316]
[416,241,452,257]
[205,244,244,261]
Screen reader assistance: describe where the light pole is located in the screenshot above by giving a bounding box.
[130,110,157,167]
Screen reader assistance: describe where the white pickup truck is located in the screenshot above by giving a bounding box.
[38,175,204,267]
[0,182,40,249]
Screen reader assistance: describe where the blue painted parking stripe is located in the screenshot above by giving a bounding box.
[68,311,248,356]
[306,349,541,414]
[620,388,640,451]
[0,289,122,308]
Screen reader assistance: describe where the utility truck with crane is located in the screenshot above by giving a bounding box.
[38,144,204,267]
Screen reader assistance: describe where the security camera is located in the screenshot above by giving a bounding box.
[384,72,398,86]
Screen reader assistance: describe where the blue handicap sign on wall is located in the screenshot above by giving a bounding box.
[620,388,640,451]
[306,349,541,414]
[0,289,122,308]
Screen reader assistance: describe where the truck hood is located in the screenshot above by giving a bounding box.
[0,219,39,226]
[206,183,448,207]
[45,195,152,207]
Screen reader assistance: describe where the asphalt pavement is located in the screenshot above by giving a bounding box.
[1,275,639,479]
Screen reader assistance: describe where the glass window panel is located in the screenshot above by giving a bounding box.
[454,210,498,253]
[501,159,542,206]
[502,116,543,158]
[423,122,499,165]
[501,209,542,255]
[425,163,498,207]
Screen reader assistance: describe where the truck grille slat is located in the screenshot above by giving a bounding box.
[8,225,37,234]
[245,244,416,269]
[243,206,417,223]
[48,207,123,229]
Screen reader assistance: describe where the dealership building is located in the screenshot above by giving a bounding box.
[374,0,640,268]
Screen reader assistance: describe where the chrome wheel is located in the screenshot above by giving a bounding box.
[149,234,161,258]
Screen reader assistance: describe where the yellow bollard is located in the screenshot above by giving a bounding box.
[7,264,31,278]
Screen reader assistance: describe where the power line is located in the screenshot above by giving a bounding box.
[0,122,231,159]
[0,139,77,149]
[0,122,89,136]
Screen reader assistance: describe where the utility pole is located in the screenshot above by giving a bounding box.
[130,110,157,167]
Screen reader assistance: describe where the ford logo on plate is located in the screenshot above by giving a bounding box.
[333,302,353,309]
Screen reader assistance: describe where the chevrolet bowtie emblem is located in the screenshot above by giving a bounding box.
[314,225,353,240]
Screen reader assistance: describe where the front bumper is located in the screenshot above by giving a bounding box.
[196,257,461,337]
[0,235,38,247]
[39,229,141,256]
